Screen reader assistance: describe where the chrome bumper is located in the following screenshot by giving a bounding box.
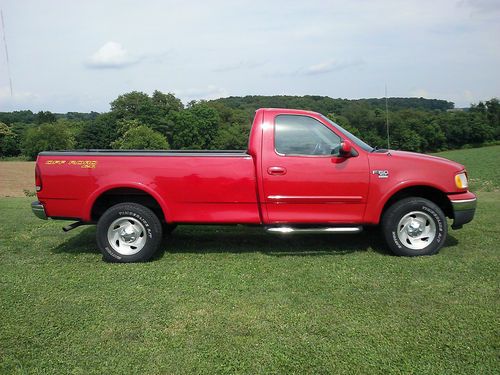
[450,197,477,229]
[451,198,477,212]
[31,201,47,220]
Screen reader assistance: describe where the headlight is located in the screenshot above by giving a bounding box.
[455,172,468,189]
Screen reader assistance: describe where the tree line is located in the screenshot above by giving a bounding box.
[0,91,499,160]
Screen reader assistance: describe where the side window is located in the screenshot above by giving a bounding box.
[275,115,342,156]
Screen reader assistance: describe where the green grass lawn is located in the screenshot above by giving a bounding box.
[434,145,500,191]
[1,148,499,374]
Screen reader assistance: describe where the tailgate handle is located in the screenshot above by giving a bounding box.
[267,166,287,175]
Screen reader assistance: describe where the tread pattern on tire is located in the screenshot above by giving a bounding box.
[381,197,447,256]
[96,202,163,263]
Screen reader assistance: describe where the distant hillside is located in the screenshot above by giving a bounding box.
[209,96,454,114]
[3,91,496,159]
[0,110,99,125]
[0,97,455,125]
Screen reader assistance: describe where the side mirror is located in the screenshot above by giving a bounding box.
[339,140,353,157]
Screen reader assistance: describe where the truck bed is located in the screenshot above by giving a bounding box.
[36,150,260,223]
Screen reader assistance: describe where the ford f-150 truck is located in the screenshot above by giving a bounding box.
[31,108,477,262]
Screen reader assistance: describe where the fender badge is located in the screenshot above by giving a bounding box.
[372,170,389,178]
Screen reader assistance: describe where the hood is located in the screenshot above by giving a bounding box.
[386,150,465,172]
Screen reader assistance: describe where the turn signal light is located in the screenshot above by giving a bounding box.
[455,172,468,189]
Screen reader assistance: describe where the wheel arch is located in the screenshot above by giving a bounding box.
[379,184,453,222]
[83,183,171,223]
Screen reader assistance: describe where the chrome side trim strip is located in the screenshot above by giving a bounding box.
[266,226,362,234]
[267,195,363,203]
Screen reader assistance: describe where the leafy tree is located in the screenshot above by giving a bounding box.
[0,133,20,156]
[54,118,86,140]
[326,113,363,138]
[65,111,99,121]
[36,111,57,124]
[189,103,220,148]
[170,102,220,149]
[485,98,500,139]
[169,110,204,149]
[213,124,248,149]
[112,125,169,150]
[76,113,119,149]
[110,90,184,139]
[0,110,36,125]
[392,126,423,152]
[0,122,20,156]
[22,123,74,160]
[1,92,499,154]
[115,118,143,135]
[441,112,472,149]
[151,90,183,114]
[468,112,494,144]
[110,91,156,123]
[207,102,251,149]
[419,121,446,151]
[150,90,184,136]
[0,122,10,137]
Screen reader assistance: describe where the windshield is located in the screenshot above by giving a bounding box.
[321,115,374,152]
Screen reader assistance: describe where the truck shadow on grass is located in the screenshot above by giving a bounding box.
[53,225,459,259]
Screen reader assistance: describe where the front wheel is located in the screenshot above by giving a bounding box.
[382,197,447,256]
[96,203,163,262]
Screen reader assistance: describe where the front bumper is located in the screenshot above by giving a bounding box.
[31,201,48,220]
[450,196,477,229]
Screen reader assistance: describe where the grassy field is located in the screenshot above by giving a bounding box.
[0,161,35,197]
[435,145,500,192]
[0,147,499,374]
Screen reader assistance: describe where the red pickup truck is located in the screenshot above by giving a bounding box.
[32,108,477,262]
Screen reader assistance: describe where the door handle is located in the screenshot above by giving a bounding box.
[267,166,287,175]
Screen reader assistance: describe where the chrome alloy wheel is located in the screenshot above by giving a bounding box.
[107,217,147,255]
[397,211,437,250]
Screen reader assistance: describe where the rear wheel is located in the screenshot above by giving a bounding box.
[96,203,162,262]
[382,197,447,256]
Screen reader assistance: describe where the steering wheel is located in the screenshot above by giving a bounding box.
[312,142,325,155]
[331,144,341,156]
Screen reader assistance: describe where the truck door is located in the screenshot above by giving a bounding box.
[261,112,369,224]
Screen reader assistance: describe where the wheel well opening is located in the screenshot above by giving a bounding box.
[91,188,165,222]
[381,186,453,220]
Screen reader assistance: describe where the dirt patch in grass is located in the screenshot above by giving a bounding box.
[0,161,36,197]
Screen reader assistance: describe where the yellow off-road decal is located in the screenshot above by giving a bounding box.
[45,160,97,169]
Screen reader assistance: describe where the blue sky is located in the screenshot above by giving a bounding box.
[0,0,499,112]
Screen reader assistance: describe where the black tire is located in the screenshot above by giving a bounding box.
[96,203,163,263]
[381,197,447,256]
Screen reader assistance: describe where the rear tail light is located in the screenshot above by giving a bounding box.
[35,164,42,192]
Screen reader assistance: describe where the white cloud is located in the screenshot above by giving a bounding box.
[175,85,229,102]
[410,88,481,107]
[0,85,38,101]
[86,41,137,69]
[301,59,363,76]
[213,60,266,72]
[2,0,499,111]
[411,88,430,98]
[459,0,500,15]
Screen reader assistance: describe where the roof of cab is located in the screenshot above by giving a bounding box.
[258,108,321,116]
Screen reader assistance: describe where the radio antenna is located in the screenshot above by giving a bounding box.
[385,83,390,150]
[1,9,13,97]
